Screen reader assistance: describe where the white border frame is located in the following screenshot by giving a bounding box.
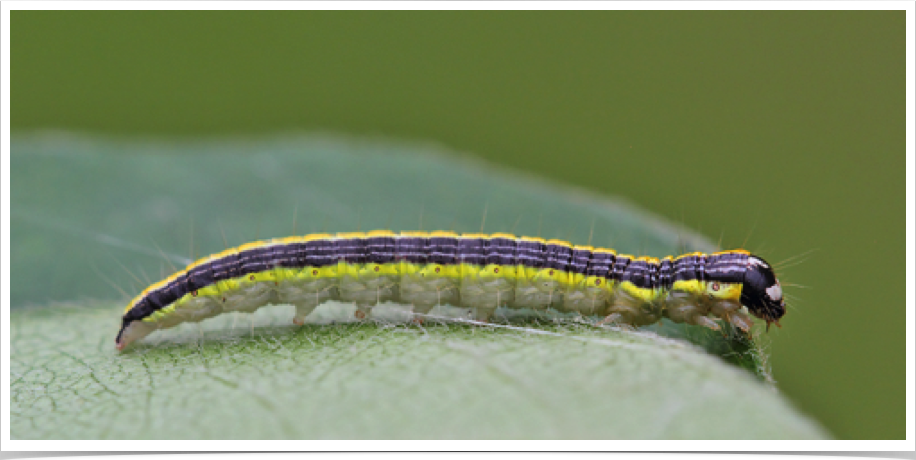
[2,1,914,452]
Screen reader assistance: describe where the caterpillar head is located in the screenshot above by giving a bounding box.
[740,255,786,330]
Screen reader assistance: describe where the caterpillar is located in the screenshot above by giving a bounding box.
[115,230,786,351]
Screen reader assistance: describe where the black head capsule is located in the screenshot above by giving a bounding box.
[740,255,786,331]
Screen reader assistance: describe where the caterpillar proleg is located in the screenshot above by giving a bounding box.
[116,230,786,350]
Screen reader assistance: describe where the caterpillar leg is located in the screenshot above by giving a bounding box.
[601,291,662,328]
[724,310,753,333]
[410,303,436,324]
[472,306,497,322]
[710,300,753,333]
[292,302,320,326]
[354,304,372,320]
[694,315,721,331]
[668,303,721,331]
[595,312,623,327]
[281,283,337,326]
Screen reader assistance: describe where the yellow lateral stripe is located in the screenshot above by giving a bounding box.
[302,233,333,242]
[237,240,269,251]
[213,247,239,258]
[713,249,751,256]
[277,235,308,244]
[366,230,397,237]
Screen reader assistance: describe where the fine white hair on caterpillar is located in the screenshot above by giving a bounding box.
[116,230,787,351]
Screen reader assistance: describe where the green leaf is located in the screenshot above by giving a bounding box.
[10,134,828,439]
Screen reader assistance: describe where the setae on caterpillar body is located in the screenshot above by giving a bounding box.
[116,230,786,351]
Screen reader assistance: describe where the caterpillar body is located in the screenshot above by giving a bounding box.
[116,230,787,351]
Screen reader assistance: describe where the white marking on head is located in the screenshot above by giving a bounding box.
[766,282,783,302]
[749,256,769,269]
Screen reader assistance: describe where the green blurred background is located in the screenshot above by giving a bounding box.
[11,11,904,439]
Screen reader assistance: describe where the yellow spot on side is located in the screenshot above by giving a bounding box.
[672,279,704,295]
[709,282,743,301]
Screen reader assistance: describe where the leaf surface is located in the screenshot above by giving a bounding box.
[9,135,827,439]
